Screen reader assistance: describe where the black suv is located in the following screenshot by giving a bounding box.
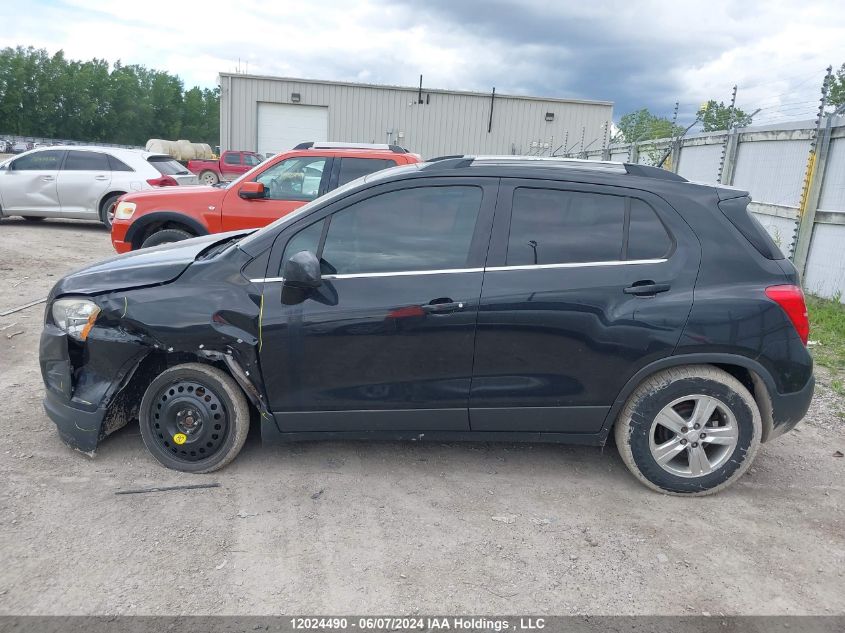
[40,157,814,495]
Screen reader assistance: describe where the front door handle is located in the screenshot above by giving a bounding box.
[421,299,465,314]
[624,281,671,296]
[41,175,55,181]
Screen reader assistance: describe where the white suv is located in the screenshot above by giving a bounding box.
[0,146,198,228]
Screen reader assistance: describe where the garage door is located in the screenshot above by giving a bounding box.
[257,103,328,155]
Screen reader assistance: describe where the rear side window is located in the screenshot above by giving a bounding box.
[337,158,397,187]
[321,186,482,274]
[507,188,625,265]
[63,150,110,171]
[627,199,673,259]
[108,155,134,171]
[718,196,784,260]
[148,156,190,175]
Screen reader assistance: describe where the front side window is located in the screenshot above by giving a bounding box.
[244,153,262,166]
[224,153,241,165]
[256,156,327,201]
[507,188,625,265]
[63,150,110,171]
[337,158,396,187]
[320,186,483,275]
[282,219,324,264]
[11,150,63,171]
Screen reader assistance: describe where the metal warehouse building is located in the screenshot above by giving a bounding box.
[219,73,613,158]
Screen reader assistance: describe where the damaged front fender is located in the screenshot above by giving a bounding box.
[40,244,274,453]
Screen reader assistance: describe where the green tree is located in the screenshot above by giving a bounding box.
[697,100,754,131]
[829,63,845,108]
[615,108,683,143]
[0,45,220,145]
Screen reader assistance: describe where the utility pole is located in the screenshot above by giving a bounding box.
[717,85,738,183]
[792,66,835,271]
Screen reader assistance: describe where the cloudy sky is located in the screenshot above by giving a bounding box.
[1,0,842,125]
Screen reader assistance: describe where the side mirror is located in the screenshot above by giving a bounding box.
[283,250,322,289]
[238,181,266,199]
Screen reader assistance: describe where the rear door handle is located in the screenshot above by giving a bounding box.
[421,299,465,314]
[624,281,671,296]
[95,175,109,181]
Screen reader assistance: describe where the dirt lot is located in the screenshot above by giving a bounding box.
[0,218,843,616]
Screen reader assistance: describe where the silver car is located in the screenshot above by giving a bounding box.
[0,146,198,228]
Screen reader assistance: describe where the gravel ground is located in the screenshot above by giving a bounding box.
[0,217,843,616]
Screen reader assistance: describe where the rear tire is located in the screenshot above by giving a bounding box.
[99,193,122,229]
[614,365,762,495]
[199,170,219,186]
[140,228,193,249]
[139,363,250,473]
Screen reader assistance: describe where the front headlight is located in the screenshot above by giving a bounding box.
[114,201,136,220]
[51,298,101,341]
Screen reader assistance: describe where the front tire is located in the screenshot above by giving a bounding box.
[139,363,250,473]
[614,365,762,495]
[140,228,193,249]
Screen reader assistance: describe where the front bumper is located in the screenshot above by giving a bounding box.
[40,322,147,452]
[43,389,106,453]
[768,374,815,441]
[110,221,132,253]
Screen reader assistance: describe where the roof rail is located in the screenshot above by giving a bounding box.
[420,154,688,181]
[293,141,408,154]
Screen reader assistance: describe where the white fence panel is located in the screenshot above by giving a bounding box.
[733,139,810,206]
[803,224,845,300]
[676,143,722,184]
[817,136,845,213]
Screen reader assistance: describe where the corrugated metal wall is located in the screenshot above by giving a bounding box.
[220,74,613,158]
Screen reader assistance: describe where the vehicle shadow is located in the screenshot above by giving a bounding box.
[0,217,108,232]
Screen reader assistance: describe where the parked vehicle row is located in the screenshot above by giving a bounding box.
[0,146,198,226]
[40,153,814,494]
[187,149,264,185]
[111,142,421,250]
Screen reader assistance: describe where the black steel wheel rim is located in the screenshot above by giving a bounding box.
[149,380,230,462]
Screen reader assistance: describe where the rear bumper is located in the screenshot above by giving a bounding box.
[768,374,815,441]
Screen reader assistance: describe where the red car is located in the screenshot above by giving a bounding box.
[188,150,264,186]
[111,143,421,252]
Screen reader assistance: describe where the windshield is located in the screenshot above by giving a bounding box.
[237,162,424,251]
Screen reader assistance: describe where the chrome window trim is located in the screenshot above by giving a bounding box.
[249,259,666,283]
[485,258,667,272]
[323,267,484,280]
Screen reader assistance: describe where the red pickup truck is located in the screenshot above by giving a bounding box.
[187,150,264,186]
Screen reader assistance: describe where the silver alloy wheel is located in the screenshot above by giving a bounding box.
[201,172,218,185]
[648,395,739,478]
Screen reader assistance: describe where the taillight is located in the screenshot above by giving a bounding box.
[146,175,178,187]
[765,284,809,345]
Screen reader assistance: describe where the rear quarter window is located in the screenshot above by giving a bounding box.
[718,196,785,260]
